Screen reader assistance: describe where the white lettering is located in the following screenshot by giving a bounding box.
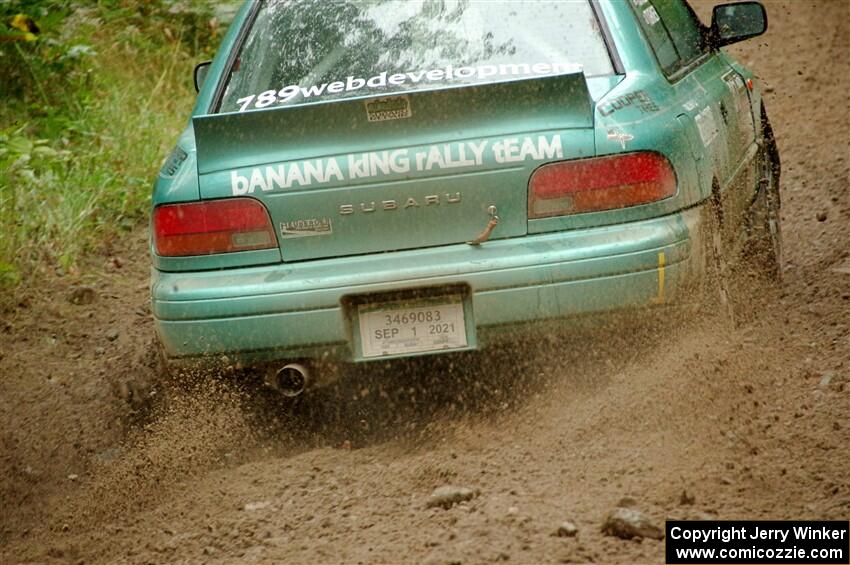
[532,62,551,74]
[369,151,391,176]
[494,135,561,163]
[277,84,299,103]
[389,149,410,173]
[519,137,539,160]
[238,61,586,111]
[538,134,564,159]
[407,70,427,83]
[424,146,446,170]
[366,71,387,88]
[477,65,497,79]
[255,89,277,108]
[302,160,324,184]
[236,95,255,112]
[300,83,327,98]
[502,137,521,162]
[228,136,561,194]
[346,75,365,91]
[325,158,344,182]
[266,165,286,190]
[449,144,475,167]
[349,153,369,179]
[285,162,306,187]
[249,168,267,193]
[468,140,488,165]
[499,63,531,76]
[231,171,249,195]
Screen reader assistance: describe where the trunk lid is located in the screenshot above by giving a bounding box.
[193,73,595,261]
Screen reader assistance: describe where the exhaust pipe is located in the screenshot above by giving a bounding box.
[267,363,310,397]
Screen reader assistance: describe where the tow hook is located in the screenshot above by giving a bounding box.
[468,205,500,246]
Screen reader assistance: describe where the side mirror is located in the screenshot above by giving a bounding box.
[193,61,212,93]
[710,1,767,48]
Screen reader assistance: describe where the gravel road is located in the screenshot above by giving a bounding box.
[1,1,848,563]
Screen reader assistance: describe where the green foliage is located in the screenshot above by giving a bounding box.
[0,0,230,283]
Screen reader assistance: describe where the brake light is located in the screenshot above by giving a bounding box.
[528,152,676,218]
[153,198,276,257]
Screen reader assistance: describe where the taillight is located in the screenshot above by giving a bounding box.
[153,198,276,257]
[528,152,676,218]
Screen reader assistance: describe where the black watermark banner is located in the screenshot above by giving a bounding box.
[666,521,849,564]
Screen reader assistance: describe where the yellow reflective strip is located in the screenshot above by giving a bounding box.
[656,251,666,303]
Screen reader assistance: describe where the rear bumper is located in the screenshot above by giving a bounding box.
[152,206,704,364]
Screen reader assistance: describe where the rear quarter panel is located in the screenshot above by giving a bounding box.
[531,0,709,235]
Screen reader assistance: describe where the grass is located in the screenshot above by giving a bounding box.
[0,1,229,287]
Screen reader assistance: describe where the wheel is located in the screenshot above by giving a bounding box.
[701,189,737,325]
[743,108,783,282]
[699,108,782,325]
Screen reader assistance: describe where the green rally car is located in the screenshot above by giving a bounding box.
[151,0,781,394]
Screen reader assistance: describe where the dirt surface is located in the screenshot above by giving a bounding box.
[1,1,848,563]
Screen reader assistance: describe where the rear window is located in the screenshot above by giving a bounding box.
[219,0,615,113]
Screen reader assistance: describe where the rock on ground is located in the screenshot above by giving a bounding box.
[555,521,579,537]
[601,507,664,540]
[426,486,477,509]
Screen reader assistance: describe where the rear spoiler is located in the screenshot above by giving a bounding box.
[193,72,593,175]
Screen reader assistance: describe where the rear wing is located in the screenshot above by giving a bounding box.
[193,72,593,175]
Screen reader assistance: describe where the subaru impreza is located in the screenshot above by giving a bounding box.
[151,0,780,393]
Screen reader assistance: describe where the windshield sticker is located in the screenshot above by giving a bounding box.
[643,6,660,25]
[695,106,719,147]
[607,129,635,150]
[280,218,332,238]
[233,62,582,113]
[160,146,188,178]
[723,71,747,96]
[365,96,411,122]
[230,134,563,196]
[599,90,659,117]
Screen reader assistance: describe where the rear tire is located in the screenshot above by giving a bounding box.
[743,108,782,282]
[700,108,782,325]
[701,189,737,325]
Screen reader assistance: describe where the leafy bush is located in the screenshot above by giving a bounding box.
[0,0,232,284]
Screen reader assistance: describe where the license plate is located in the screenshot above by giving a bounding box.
[358,295,468,358]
